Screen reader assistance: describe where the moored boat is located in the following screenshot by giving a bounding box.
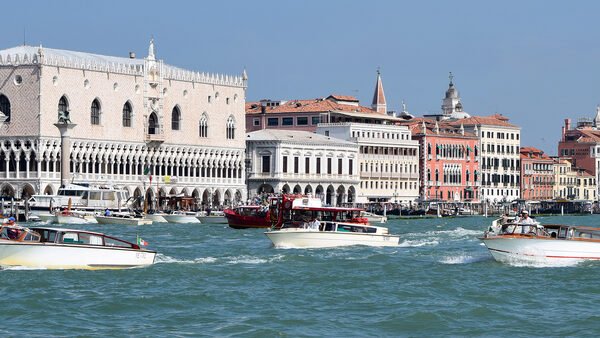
[0,224,156,269]
[264,195,400,248]
[361,211,387,224]
[161,211,201,224]
[95,212,153,226]
[56,210,98,224]
[224,205,272,229]
[481,217,600,264]
[196,210,226,224]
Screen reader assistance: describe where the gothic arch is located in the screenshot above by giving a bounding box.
[20,183,35,200]
[0,183,15,198]
[293,184,302,194]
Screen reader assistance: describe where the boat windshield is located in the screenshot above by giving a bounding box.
[0,226,23,240]
[59,232,104,245]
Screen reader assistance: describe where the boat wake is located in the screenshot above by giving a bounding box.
[0,265,48,271]
[498,256,582,268]
[398,239,440,247]
[154,253,284,265]
[439,254,490,265]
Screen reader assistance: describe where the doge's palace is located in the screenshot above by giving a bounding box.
[0,39,247,207]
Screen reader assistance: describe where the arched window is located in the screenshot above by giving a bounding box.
[0,94,10,122]
[427,169,431,181]
[427,143,431,155]
[171,106,181,130]
[435,169,439,182]
[90,99,100,125]
[199,113,208,138]
[466,170,470,182]
[148,112,158,134]
[58,96,69,119]
[226,115,235,139]
[122,102,132,127]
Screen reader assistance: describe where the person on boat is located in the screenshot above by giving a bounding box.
[6,217,16,226]
[309,217,321,231]
[104,208,111,216]
[517,210,536,234]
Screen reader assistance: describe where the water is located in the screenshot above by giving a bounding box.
[3,215,600,336]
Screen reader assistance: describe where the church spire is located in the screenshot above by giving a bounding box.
[371,68,387,114]
[594,104,600,129]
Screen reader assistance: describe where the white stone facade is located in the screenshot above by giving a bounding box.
[246,129,360,206]
[0,41,247,207]
[316,123,420,204]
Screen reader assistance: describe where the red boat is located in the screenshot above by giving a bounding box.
[269,195,368,229]
[224,205,272,229]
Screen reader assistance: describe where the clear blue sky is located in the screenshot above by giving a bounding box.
[3,0,600,154]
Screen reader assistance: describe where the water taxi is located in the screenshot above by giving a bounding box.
[0,224,155,269]
[224,205,272,229]
[481,218,600,264]
[28,183,130,214]
[161,211,201,224]
[264,195,400,248]
[95,212,153,226]
[196,210,226,224]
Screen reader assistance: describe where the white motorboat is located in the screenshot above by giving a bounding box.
[28,183,130,215]
[360,211,387,224]
[265,222,400,248]
[0,225,155,269]
[162,211,201,224]
[56,210,98,224]
[264,194,399,248]
[196,210,226,224]
[145,213,168,223]
[481,218,600,264]
[95,212,152,226]
[37,213,57,223]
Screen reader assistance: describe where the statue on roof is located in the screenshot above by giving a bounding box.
[148,38,155,61]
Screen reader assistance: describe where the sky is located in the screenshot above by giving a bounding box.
[2,0,600,154]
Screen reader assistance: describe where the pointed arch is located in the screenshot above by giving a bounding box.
[0,94,11,122]
[171,105,181,130]
[226,115,236,139]
[148,112,158,134]
[122,101,133,127]
[90,98,101,125]
[199,112,208,138]
[58,95,69,120]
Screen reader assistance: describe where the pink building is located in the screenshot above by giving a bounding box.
[558,118,600,175]
[520,147,554,201]
[407,119,480,202]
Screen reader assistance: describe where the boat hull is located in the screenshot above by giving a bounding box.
[162,215,201,224]
[196,216,227,224]
[265,229,400,248]
[224,211,271,229]
[145,214,168,223]
[482,236,600,263]
[38,213,57,223]
[0,241,156,269]
[95,216,152,226]
[56,215,97,224]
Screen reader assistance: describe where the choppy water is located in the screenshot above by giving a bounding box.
[3,215,600,336]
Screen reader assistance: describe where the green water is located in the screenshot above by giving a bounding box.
[2,215,600,336]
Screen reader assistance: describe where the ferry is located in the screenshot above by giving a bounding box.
[224,205,272,229]
[28,183,130,214]
[481,217,600,264]
[0,224,155,269]
[264,195,399,248]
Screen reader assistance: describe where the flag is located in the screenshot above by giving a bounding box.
[143,167,150,175]
[137,236,149,246]
[164,175,171,184]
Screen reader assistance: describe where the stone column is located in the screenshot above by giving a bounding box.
[54,123,77,187]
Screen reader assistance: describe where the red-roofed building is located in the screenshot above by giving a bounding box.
[520,147,554,201]
[404,119,480,202]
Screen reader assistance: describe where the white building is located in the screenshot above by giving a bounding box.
[452,115,521,203]
[316,123,420,204]
[246,129,359,206]
[0,40,247,207]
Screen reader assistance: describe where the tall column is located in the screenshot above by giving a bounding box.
[54,122,77,187]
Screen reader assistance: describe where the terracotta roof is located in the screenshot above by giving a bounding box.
[520,146,551,160]
[564,129,600,143]
[447,114,518,128]
[246,96,382,115]
[327,94,359,102]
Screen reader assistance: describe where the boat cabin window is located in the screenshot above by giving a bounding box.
[23,231,41,242]
[59,190,85,196]
[38,229,58,243]
[60,232,82,244]
[104,237,134,248]
[59,232,104,245]
[102,192,116,201]
[89,192,101,200]
[337,225,376,233]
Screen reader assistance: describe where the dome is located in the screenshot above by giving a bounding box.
[445,84,459,99]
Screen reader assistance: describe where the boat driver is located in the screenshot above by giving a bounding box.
[309,216,321,231]
[518,210,536,234]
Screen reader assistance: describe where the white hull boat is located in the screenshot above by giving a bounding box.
[0,225,155,269]
[162,212,201,224]
[56,212,98,224]
[481,218,600,264]
[196,210,226,224]
[95,215,152,226]
[266,222,399,249]
[37,213,57,223]
[145,213,168,223]
[361,211,387,224]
